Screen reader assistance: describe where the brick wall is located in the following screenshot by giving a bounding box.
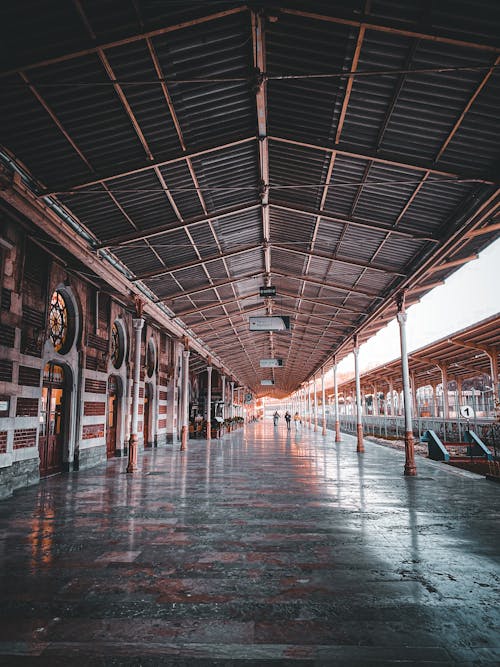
[83,401,106,416]
[18,366,41,387]
[84,379,107,394]
[13,428,37,449]
[82,424,105,439]
[16,398,39,417]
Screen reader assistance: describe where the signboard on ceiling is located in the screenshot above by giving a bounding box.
[259,358,283,367]
[249,316,290,331]
[260,379,275,385]
[259,286,276,297]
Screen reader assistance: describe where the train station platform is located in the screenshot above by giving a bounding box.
[0,423,499,666]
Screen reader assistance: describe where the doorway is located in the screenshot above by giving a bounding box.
[106,376,119,459]
[144,382,152,447]
[39,363,66,477]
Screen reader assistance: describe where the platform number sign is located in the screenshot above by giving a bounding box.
[460,405,475,419]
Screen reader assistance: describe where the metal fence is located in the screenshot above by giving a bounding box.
[325,414,500,457]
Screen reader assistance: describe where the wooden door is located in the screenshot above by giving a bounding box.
[106,392,117,458]
[143,390,150,447]
[39,365,65,477]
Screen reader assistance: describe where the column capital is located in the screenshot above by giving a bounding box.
[207,365,213,373]
[397,310,407,325]
[132,317,145,331]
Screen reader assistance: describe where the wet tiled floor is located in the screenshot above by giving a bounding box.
[0,423,499,665]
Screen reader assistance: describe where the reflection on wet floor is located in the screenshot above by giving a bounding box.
[0,422,499,665]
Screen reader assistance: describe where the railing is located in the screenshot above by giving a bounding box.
[325,414,500,458]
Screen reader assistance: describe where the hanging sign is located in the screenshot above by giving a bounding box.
[249,316,290,331]
[259,358,283,367]
[259,286,276,297]
[261,379,275,385]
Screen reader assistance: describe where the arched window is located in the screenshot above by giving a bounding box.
[48,289,75,354]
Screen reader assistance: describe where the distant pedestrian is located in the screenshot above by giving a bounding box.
[285,411,291,430]
[273,411,279,426]
[293,411,301,429]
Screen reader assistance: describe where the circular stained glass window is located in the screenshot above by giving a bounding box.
[49,291,69,353]
[111,321,125,369]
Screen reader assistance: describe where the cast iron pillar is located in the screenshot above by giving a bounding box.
[180,344,190,451]
[307,382,312,427]
[206,363,212,441]
[127,314,145,473]
[221,374,226,421]
[396,292,417,476]
[333,359,341,442]
[354,338,364,452]
[313,374,318,432]
[321,367,327,436]
[230,381,235,419]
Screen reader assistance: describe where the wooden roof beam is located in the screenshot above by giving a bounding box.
[280,8,500,53]
[42,136,256,195]
[134,243,261,280]
[0,6,249,78]
[272,242,405,276]
[269,136,497,185]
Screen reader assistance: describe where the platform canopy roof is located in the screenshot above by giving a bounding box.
[1,1,499,397]
[337,312,500,394]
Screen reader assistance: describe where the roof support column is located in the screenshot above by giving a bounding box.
[396,293,417,476]
[410,372,418,418]
[206,363,213,441]
[307,383,312,428]
[221,375,226,421]
[321,367,327,436]
[386,378,394,417]
[313,374,318,432]
[430,383,437,418]
[372,385,379,416]
[354,338,364,453]
[127,313,145,473]
[489,351,499,410]
[439,364,450,419]
[333,359,341,442]
[230,381,235,420]
[180,343,190,451]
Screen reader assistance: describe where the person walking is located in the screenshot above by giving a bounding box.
[293,411,301,430]
[285,411,291,431]
[273,411,279,426]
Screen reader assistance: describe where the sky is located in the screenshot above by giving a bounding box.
[335,236,500,378]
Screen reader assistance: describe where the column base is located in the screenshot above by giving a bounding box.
[126,434,139,473]
[322,425,327,436]
[335,421,341,442]
[180,425,188,451]
[404,430,417,476]
[356,423,364,453]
